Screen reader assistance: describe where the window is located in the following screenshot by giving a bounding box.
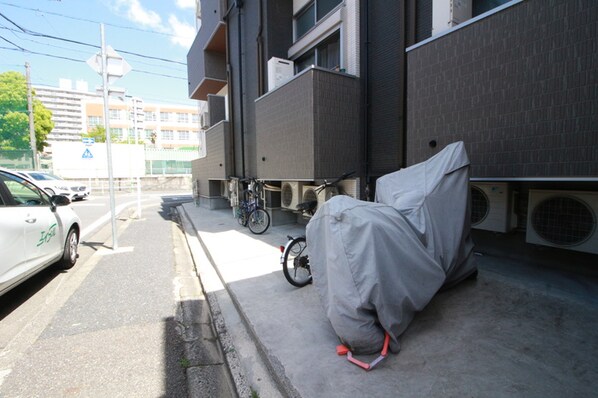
[145,111,156,121]
[192,113,199,123]
[110,128,124,140]
[177,113,189,123]
[160,112,171,122]
[317,0,340,18]
[0,172,49,206]
[88,116,103,127]
[144,129,154,139]
[178,130,190,141]
[294,0,341,40]
[295,30,340,73]
[162,130,174,140]
[296,3,315,39]
[109,109,121,120]
[473,0,512,17]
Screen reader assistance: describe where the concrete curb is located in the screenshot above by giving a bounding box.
[176,206,255,397]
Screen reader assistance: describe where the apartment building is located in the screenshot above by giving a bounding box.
[187,0,598,257]
[33,79,100,142]
[34,79,201,150]
[83,99,201,149]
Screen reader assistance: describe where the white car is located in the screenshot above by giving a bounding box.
[16,170,90,201]
[0,167,81,296]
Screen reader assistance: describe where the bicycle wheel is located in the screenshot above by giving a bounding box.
[282,236,312,287]
[235,207,247,227]
[247,208,270,234]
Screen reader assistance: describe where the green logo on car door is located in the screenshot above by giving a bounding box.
[37,223,57,247]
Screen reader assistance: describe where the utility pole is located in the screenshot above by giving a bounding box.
[25,62,39,170]
[101,23,118,250]
[87,24,131,250]
[130,96,142,218]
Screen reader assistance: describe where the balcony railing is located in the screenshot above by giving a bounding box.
[191,121,232,196]
[255,67,360,181]
[187,0,227,100]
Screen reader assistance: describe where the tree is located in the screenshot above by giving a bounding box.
[83,125,107,143]
[82,125,119,143]
[0,71,53,151]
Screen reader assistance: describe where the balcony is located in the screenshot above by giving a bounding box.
[191,121,232,196]
[187,0,227,100]
[255,67,360,180]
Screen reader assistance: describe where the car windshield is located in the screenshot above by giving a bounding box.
[28,172,63,181]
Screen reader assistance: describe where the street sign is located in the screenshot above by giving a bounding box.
[82,137,95,145]
[82,148,94,159]
[86,45,132,84]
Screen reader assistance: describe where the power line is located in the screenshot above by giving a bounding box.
[130,70,186,80]
[0,1,181,38]
[0,11,187,65]
[0,45,84,63]
[1,26,187,73]
[0,34,25,50]
[0,45,187,80]
[3,30,92,56]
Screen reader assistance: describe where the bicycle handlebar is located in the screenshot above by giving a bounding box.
[318,171,356,191]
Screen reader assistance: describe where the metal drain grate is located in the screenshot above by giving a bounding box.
[531,196,595,246]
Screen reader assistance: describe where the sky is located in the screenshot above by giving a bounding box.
[0,0,199,106]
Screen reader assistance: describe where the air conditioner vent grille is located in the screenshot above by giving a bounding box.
[471,186,489,225]
[281,183,293,208]
[531,196,596,246]
[325,186,339,201]
[303,188,318,204]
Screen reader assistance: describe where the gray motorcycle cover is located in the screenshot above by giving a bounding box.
[306,142,476,354]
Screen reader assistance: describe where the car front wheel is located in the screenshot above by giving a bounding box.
[55,228,79,270]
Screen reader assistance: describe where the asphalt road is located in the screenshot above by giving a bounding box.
[0,191,198,397]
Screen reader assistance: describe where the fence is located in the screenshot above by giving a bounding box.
[0,150,36,170]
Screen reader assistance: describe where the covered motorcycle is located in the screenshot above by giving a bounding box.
[306,141,476,354]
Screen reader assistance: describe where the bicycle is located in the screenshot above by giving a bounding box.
[236,177,271,234]
[280,171,355,287]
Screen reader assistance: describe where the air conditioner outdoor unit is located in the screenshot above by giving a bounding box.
[220,180,229,199]
[302,185,338,216]
[526,190,598,254]
[267,57,294,91]
[228,179,240,207]
[470,182,517,233]
[432,0,472,35]
[337,178,359,199]
[280,181,304,210]
[200,111,210,129]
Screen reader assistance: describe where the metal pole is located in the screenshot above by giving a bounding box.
[133,97,141,218]
[25,62,39,170]
[101,23,118,250]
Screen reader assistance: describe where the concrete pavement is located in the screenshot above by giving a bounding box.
[179,202,598,398]
[0,196,237,398]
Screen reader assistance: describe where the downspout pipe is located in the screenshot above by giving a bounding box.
[224,2,236,177]
[363,0,371,200]
[402,1,413,169]
[223,1,245,178]
[237,1,246,178]
[256,0,264,96]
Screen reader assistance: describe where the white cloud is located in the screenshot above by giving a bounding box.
[168,15,195,48]
[106,0,195,48]
[110,0,164,29]
[175,0,196,10]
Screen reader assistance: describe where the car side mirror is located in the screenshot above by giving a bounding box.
[51,195,71,207]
